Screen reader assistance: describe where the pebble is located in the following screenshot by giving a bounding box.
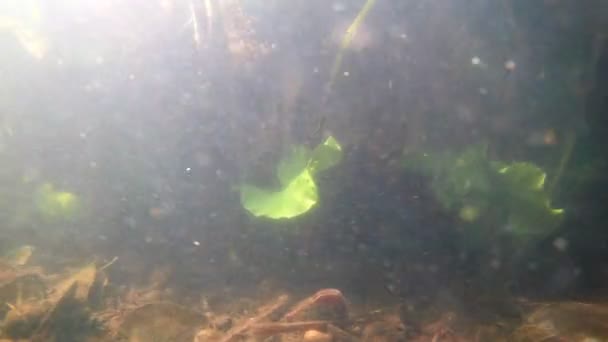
[303,330,332,342]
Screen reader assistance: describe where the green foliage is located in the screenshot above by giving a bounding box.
[240,136,343,219]
[34,183,81,221]
[498,163,564,237]
[403,145,563,240]
[277,145,310,186]
[240,169,318,220]
[307,136,343,174]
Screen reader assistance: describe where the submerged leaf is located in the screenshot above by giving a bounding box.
[403,144,564,241]
[498,163,546,191]
[34,183,81,221]
[498,162,563,237]
[240,169,318,219]
[308,136,343,174]
[240,136,342,220]
[277,145,311,186]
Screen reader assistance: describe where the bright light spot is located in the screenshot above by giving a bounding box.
[471,56,481,65]
[193,240,200,246]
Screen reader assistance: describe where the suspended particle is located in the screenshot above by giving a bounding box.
[504,59,516,71]
[471,56,481,65]
[553,237,569,252]
[543,128,557,145]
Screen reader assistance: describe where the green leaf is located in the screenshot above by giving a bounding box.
[240,169,318,219]
[307,136,343,174]
[277,145,310,186]
[402,144,564,242]
[497,162,563,237]
[404,145,492,210]
[240,136,342,220]
[498,162,546,190]
[34,182,81,220]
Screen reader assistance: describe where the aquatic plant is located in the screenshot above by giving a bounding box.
[403,144,563,240]
[34,183,81,221]
[327,0,377,92]
[240,136,343,219]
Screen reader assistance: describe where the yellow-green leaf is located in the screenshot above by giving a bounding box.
[307,136,343,174]
[240,169,318,219]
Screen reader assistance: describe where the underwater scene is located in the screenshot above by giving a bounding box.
[1,0,608,341]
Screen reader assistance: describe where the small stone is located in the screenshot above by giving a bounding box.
[303,330,332,342]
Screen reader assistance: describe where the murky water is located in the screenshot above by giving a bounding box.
[0,1,607,341]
